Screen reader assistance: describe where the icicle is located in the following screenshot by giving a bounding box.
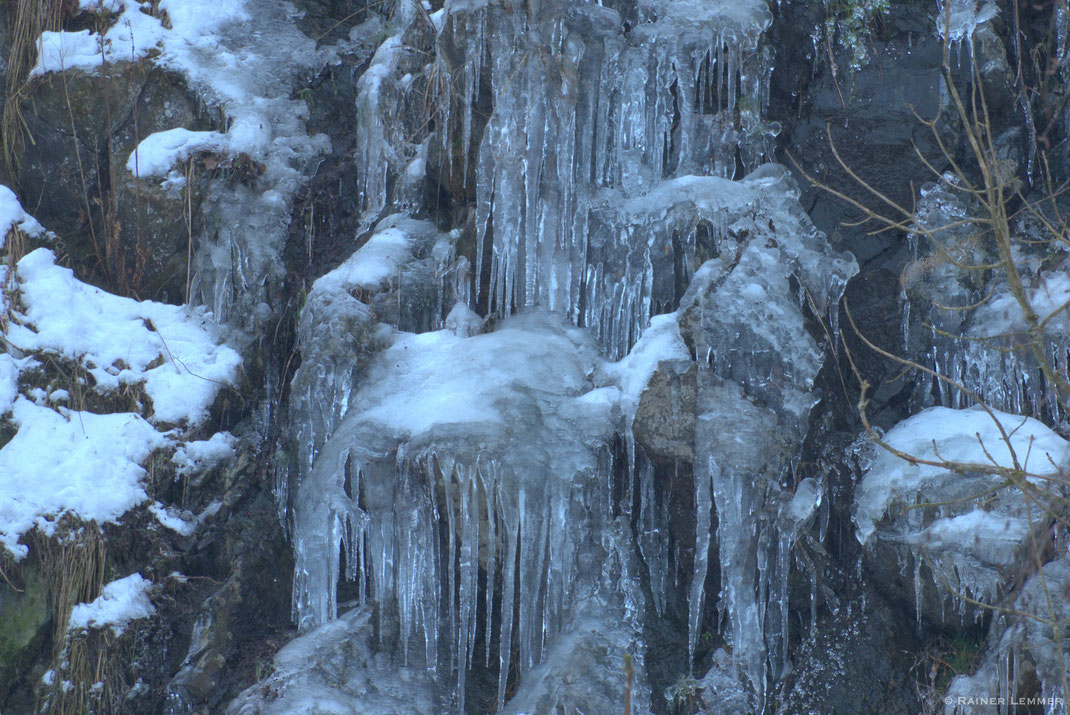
[688,453,713,673]
[496,508,519,711]
[914,554,924,629]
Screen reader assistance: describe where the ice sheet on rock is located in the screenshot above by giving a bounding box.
[226,606,435,714]
[499,598,651,715]
[675,167,857,433]
[693,380,782,700]
[854,406,1070,546]
[587,165,856,360]
[351,11,437,233]
[663,167,854,702]
[944,557,1070,713]
[0,398,166,559]
[951,270,1070,425]
[68,573,155,636]
[7,249,241,425]
[687,648,756,714]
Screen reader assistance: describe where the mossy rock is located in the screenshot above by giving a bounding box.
[0,565,50,708]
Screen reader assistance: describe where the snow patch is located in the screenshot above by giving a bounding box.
[0,186,48,250]
[312,227,413,296]
[173,431,236,475]
[8,248,241,425]
[68,573,156,636]
[853,406,1070,545]
[126,128,227,177]
[0,399,166,559]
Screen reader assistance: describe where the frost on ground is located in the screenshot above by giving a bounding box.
[0,189,241,559]
[68,573,156,636]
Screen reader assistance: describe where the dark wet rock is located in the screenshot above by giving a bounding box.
[778,583,921,714]
[16,62,214,297]
[166,450,294,712]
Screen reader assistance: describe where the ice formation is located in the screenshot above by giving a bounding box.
[280,0,859,706]
[944,557,1070,714]
[227,606,436,714]
[903,181,1070,425]
[435,0,775,333]
[291,310,630,711]
[936,0,998,46]
[287,171,855,710]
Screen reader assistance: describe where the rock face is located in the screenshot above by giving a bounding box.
[632,359,696,462]
[2,0,1070,713]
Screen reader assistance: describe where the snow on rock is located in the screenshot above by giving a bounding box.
[311,227,413,296]
[7,248,241,425]
[853,406,1070,622]
[148,503,197,536]
[602,312,690,412]
[32,0,251,79]
[0,354,34,416]
[969,270,1070,339]
[0,398,166,559]
[854,406,1070,546]
[318,309,605,445]
[0,185,48,249]
[29,0,333,323]
[68,573,156,636]
[31,1,166,77]
[125,128,227,177]
[173,432,237,476]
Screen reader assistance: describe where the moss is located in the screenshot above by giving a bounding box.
[0,568,50,687]
[824,0,891,73]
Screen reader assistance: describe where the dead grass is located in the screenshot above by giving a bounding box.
[2,0,73,177]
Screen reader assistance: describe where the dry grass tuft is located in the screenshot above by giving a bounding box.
[2,0,73,177]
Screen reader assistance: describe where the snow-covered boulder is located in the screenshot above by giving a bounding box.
[854,406,1070,627]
